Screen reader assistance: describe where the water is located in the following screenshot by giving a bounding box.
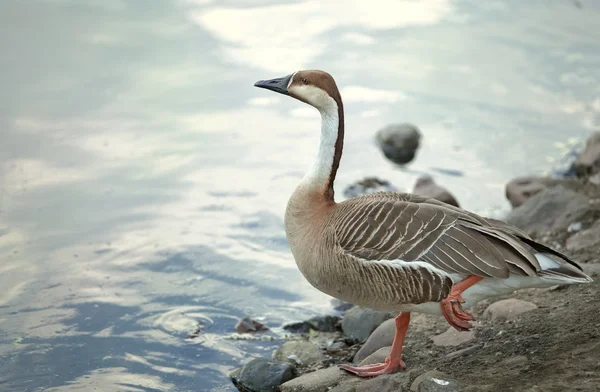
[1,1,599,390]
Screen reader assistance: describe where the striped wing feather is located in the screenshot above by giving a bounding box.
[333,192,549,280]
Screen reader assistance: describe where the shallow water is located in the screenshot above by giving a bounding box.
[0,1,599,391]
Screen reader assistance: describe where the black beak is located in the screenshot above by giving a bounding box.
[254,74,292,96]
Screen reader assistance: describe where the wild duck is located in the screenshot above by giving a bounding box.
[254,70,592,377]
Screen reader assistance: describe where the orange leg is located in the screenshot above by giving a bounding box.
[441,275,483,331]
[341,312,410,377]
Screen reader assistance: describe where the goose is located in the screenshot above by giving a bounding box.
[254,70,593,377]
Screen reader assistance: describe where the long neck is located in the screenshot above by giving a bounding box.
[300,100,344,203]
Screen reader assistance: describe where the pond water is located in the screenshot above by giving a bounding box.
[1,0,599,391]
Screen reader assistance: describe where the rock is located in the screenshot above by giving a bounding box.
[331,298,354,313]
[431,326,476,347]
[332,372,411,392]
[413,175,460,207]
[342,306,394,342]
[343,177,398,199]
[231,358,297,392]
[566,220,600,252]
[235,317,269,333]
[445,344,481,359]
[482,299,538,321]
[575,131,600,177]
[283,315,341,334]
[505,176,550,208]
[411,370,460,392]
[358,346,391,366]
[280,366,349,392]
[376,123,422,165]
[500,355,529,370]
[505,186,591,234]
[274,341,325,366]
[353,318,396,364]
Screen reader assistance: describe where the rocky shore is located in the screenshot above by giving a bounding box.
[230,131,600,392]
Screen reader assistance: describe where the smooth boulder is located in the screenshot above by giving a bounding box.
[413,175,460,207]
[482,299,538,321]
[505,186,591,234]
[274,341,325,366]
[342,306,394,342]
[231,358,297,392]
[376,123,422,165]
[505,176,550,208]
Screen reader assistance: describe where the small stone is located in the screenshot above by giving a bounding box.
[280,366,350,392]
[343,177,399,199]
[283,315,341,334]
[411,370,460,392]
[446,344,481,359]
[504,176,550,208]
[567,221,583,233]
[575,131,600,177]
[231,358,297,392]
[274,341,325,366]
[500,355,529,370]
[358,346,391,366]
[431,326,476,347]
[413,175,460,207]
[376,123,422,165]
[505,186,591,234]
[566,220,600,252]
[353,318,396,364]
[483,299,538,321]
[235,317,269,333]
[342,306,394,342]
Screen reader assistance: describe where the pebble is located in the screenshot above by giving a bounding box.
[482,299,538,321]
[375,123,422,165]
[431,325,477,347]
[230,358,297,392]
[341,306,394,342]
[413,175,460,207]
[274,341,325,366]
[411,370,460,392]
[235,317,269,333]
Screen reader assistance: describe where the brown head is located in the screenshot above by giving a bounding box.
[254,70,342,112]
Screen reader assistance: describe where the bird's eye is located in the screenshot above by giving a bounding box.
[301,78,308,84]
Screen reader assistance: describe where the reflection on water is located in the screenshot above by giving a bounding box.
[1,0,599,390]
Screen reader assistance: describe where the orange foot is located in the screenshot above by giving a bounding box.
[441,275,483,331]
[340,357,405,377]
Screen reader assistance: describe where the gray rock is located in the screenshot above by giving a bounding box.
[566,220,600,252]
[575,131,600,177]
[235,317,269,333]
[280,366,350,392]
[274,341,325,365]
[343,177,399,199]
[505,186,591,234]
[283,315,340,333]
[332,373,411,392]
[482,299,538,321]
[411,370,460,392]
[358,346,391,366]
[413,175,460,207]
[353,318,396,364]
[505,176,551,208]
[342,306,394,342]
[231,358,297,392]
[431,326,476,347]
[376,123,422,165]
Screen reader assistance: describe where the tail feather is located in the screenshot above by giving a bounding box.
[534,252,593,284]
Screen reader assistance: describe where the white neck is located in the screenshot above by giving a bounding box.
[300,104,339,189]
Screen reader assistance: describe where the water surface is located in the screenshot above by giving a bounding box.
[1,1,599,390]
